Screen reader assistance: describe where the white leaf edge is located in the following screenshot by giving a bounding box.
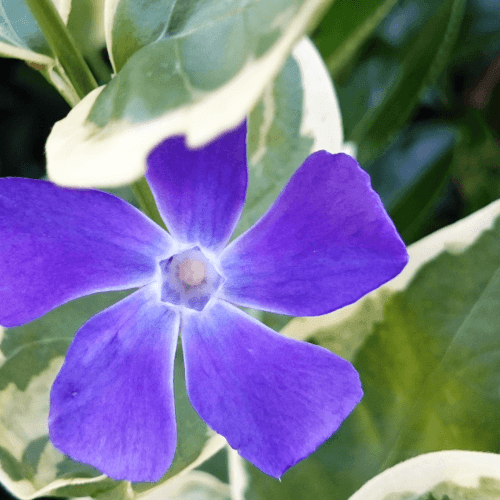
[347,450,500,500]
[136,470,230,500]
[1,434,226,500]
[0,343,225,500]
[0,0,72,63]
[102,0,119,73]
[292,37,343,154]
[228,447,248,500]
[281,197,500,341]
[71,469,230,500]
[54,0,72,25]
[46,0,337,188]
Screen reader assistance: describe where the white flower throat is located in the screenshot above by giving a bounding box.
[179,259,206,286]
[159,246,224,311]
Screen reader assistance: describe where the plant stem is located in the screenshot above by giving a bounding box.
[25,0,98,100]
[131,178,168,231]
[26,0,165,227]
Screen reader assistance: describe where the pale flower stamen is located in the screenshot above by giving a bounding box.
[179,259,206,286]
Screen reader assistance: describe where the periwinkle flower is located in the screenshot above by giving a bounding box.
[0,122,408,482]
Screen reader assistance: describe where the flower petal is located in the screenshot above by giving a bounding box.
[146,121,247,253]
[182,301,362,478]
[0,178,171,327]
[49,285,179,482]
[220,152,408,316]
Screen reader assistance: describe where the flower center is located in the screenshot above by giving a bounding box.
[158,246,225,312]
[179,259,206,286]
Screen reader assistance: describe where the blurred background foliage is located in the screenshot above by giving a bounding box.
[1,0,499,498]
[314,0,500,244]
[2,0,499,247]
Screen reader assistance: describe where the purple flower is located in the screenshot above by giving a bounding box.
[0,121,408,482]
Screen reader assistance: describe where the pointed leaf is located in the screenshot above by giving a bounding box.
[0,0,71,63]
[46,0,336,187]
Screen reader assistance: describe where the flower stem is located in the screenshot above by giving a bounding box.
[26,0,166,229]
[25,0,98,100]
[131,178,168,231]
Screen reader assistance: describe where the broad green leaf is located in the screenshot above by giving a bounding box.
[67,0,111,84]
[348,451,500,500]
[238,198,500,500]
[340,0,466,165]
[313,0,400,77]
[46,2,335,187]
[0,0,70,64]
[0,290,225,499]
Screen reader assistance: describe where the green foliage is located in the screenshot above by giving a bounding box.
[2,0,500,498]
[371,124,459,243]
[108,0,302,73]
[234,55,313,239]
[90,0,329,128]
[340,0,466,165]
[0,0,54,60]
[452,112,500,217]
[313,0,401,77]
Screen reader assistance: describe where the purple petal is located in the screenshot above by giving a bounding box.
[0,178,171,327]
[49,285,179,482]
[182,301,362,478]
[146,121,247,253]
[220,152,408,316]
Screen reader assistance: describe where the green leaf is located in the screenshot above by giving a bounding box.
[452,112,500,217]
[243,199,500,500]
[105,0,327,74]
[46,0,335,188]
[313,0,401,77]
[0,0,61,63]
[24,0,98,100]
[342,0,467,165]
[67,0,112,85]
[348,451,500,500]
[234,49,315,238]
[0,0,88,106]
[450,0,500,68]
[96,0,334,127]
